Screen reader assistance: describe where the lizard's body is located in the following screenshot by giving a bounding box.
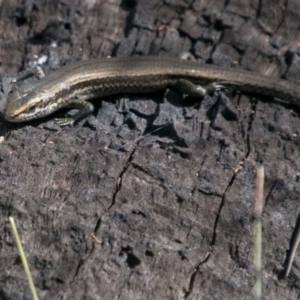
[4,56,300,125]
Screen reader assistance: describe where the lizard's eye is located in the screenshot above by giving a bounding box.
[28,105,36,113]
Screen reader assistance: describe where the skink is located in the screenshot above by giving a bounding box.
[4,56,300,126]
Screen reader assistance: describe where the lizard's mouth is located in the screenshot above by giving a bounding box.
[4,111,26,122]
[4,102,39,122]
[3,108,19,122]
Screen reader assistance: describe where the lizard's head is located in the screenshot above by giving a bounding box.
[4,86,50,123]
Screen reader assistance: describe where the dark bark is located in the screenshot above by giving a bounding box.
[0,0,300,299]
